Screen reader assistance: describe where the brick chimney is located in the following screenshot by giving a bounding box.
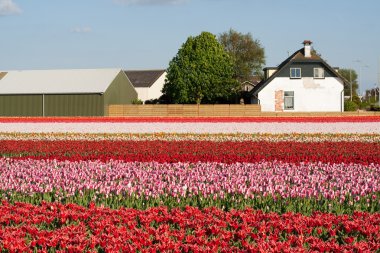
[303,40,312,58]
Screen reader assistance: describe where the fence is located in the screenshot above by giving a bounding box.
[107,104,380,117]
[107,104,261,117]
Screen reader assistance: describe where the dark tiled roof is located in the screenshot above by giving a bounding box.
[250,48,347,96]
[249,76,262,85]
[242,76,261,86]
[124,70,166,88]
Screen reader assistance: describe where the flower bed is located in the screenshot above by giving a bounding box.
[1,140,379,164]
[1,116,380,123]
[1,122,380,133]
[1,132,380,142]
[1,159,379,214]
[0,202,379,252]
[0,118,379,251]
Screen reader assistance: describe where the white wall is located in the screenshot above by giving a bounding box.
[135,87,149,102]
[257,77,344,112]
[135,72,166,103]
[148,72,166,101]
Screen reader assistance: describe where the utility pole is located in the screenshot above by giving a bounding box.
[353,60,369,100]
[378,57,380,106]
[350,69,352,101]
[359,65,369,99]
[373,83,377,103]
[374,85,377,103]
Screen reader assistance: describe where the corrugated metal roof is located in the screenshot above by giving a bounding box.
[0,69,122,94]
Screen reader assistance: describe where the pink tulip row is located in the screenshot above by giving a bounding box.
[0,122,380,134]
[1,158,379,200]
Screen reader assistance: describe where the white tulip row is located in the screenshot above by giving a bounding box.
[0,122,380,134]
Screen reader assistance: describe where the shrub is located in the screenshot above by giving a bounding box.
[359,101,372,110]
[144,98,160,104]
[369,104,380,111]
[344,101,359,111]
[132,99,143,105]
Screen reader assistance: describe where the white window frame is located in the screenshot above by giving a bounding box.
[313,68,325,79]
[284,91,294,110]
[290,68,301,79]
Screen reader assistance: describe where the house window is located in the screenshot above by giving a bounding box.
[290,68,301,79]
[314,68,325,79]
[284,91,294,110]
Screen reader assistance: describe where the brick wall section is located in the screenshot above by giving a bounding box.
[275,90,284,112]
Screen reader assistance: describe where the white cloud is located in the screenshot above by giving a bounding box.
[114,0,187,6]
[0,0,21,16]
[71,27,92,34]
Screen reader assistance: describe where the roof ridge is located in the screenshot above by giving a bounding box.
[124,69,166,72]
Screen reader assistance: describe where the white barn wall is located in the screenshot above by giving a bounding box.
[134,73,166,103]
[147,72,166,101]
[135,87,149,102]
[258,77,344,112]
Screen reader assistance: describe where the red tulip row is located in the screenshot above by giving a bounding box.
[0,116,380,123]
[0,201,379,252]
[1,140,379,164]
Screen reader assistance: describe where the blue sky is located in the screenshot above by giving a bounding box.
[1,0,379,93]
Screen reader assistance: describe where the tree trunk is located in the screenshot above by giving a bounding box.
[196,92,203,105]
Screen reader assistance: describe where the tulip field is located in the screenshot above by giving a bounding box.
[0,116,380,252]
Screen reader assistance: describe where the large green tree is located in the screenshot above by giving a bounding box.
[338,68,358,98]
[162,31,239,104]
[218,29,265,81]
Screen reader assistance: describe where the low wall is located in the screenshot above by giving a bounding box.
[107,104,380,117]
[108,104,262,117]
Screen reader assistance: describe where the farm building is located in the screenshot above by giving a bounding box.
[0,69,137,116]
[124,70,166,103]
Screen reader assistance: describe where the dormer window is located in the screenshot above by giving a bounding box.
[290,68,301,79]
[314,68,325,79]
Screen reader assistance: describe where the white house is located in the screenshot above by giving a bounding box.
[124,70,166,103]
[251,41,346,112]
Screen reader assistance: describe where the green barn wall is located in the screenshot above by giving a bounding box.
[0,95,43,116]
[104,71,138,115]
[44,94,104,116]
[0,70,136,116]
